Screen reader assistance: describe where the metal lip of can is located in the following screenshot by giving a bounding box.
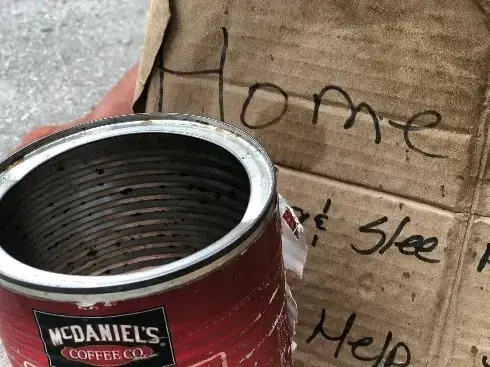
[0,113,277,303]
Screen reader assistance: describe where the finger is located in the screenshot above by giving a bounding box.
[89,62,139,120]
[14,122,75,152]
[12,62,140,153]
[17,126,58,148]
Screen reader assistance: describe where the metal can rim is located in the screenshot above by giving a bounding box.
[0,113,277,302]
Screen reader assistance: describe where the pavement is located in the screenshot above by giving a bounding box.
[0,0,148,364]
[0,0,148,158]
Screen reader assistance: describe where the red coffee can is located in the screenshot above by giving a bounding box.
[0,114,292,367]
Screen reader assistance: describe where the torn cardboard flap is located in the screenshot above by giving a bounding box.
[133,0,170,112]
[134,1,490,366]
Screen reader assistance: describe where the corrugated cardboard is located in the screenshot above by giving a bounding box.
[133,1,490,365]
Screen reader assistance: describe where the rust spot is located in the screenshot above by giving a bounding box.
[403,272,411,279]
[87,248,98,257]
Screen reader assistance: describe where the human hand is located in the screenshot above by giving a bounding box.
[17,62,140,149]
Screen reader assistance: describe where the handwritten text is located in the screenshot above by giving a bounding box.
[159,27,447,159]
[307,308,411,366]
[352,216,440,263]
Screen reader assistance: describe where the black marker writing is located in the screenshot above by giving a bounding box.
[306,308,355,358]
[292,199,331,247]
[307,308,411,366]
[159,25,445,158]
[241,82,444,157]
[351,216,440,263]
[161,27,228,122]
[388,110,447,159]
[477,243,490,272]
[291,207,311,224]
[313,85,381,144]
[240,83,289,129]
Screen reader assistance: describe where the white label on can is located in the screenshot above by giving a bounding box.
[33,307,175,367]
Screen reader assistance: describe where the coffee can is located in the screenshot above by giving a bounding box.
[0,114,292,367]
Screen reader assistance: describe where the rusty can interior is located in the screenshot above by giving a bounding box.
[0,133,250,276]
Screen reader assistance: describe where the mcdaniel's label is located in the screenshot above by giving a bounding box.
[33,308,175,367]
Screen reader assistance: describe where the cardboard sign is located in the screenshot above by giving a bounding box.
[133,1,490,365]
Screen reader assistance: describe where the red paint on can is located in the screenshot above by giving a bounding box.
[0,214,291,366]
[0,115,292,367]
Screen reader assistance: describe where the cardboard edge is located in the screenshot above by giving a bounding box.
[430,68,490,367]
[133,0,171,112]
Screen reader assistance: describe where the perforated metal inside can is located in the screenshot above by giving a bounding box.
[0,114,292,367]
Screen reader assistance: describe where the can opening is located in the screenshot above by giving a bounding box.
[0,133,251,276]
